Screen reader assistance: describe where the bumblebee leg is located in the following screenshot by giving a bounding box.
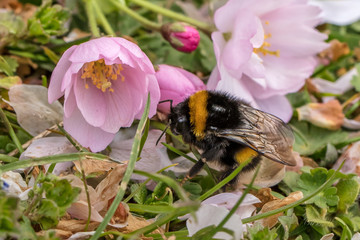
[181,158,206,185]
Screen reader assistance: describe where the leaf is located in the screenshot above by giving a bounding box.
[0,76,22,89]
[278,213,299,240]
[0,56,18,76]
[246,223,278,240]
[130,184,147,204]
[350,63,360,92]
[290,121,349,156]
[305,205,334,227]
[45,179,81,215]
[336,178,360,212]
[334,217,352,240]
[32,199,60,230]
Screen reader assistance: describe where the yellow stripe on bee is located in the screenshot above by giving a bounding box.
[189,90,208,139]
[235,148,258,164]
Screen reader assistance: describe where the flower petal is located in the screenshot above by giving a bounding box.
[256,95,293,122]
[73,74,106,127]
[48,45,77,103]
[69,37,121,63]
[64,107,115,152]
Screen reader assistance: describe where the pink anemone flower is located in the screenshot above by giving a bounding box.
[48,37,160,152]
[156,64,205,113]
[208,0,329,122]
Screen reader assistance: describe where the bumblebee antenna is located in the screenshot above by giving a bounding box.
[156,124,169,146]
[158,99,174,111]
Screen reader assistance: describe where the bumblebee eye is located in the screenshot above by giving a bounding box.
[178,116,187,123]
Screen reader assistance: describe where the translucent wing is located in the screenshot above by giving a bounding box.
[215,104,296,166]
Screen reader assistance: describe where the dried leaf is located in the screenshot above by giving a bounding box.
[37,229,72,239]
[318,39,350,62]
[108,199,129,225]
[333,141,360,175]
[57,219,99,233]
[73,159,119,175]
[252,188,278,209]
[258,191,303,228]
[297,99,344,130]
[8,85,63,136]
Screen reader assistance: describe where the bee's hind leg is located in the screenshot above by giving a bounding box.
[181,158,206,185]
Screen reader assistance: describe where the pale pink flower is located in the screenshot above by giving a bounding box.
[156,64,205,113]
[48,37,160,152]
[208,0,329,122]
[161,22,200,53]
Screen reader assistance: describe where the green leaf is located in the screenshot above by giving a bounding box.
[130,184,147,204]
[350,63,360,92]
[0,76,22,89]
[335,217,352,240]
[0,56,18,76]
[278,213,299,240]
[336,178,360,212]
[45,179,81,215]
[32,199,60,230]
[291,121,349,156]
[0,191,21,238]
[305,205,334,227]
[246,223,278,240]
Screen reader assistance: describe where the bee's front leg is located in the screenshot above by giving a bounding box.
[182,144,226,184]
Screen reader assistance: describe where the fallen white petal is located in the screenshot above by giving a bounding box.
[187,204,243,240]
[8,85,63,136]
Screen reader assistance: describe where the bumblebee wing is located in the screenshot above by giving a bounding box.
[215,105,296,166]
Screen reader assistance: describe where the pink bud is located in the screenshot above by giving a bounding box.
[155,64,205,113]
[161,22,200,53]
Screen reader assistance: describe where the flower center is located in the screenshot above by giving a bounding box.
[253,33,280,57]
[253,21,280,57]
[81,59,125,93]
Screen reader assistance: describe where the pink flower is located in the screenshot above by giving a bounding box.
[161,22,200,53]
[208,0,329,122]
[156,64,205,113]
[48,37,160,152]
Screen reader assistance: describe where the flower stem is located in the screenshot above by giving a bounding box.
[84,0,100,37]
[90,94,151,240]
[0,106,23,154]
[130,0,214,32]
[92,0,116,36]
[110,0,162,31]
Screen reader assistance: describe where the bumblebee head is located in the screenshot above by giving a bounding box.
[168,101,190,136]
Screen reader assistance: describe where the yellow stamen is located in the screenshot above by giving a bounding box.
[80,59,125,92]
[253,32,280,57]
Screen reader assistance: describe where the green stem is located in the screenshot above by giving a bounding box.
[0,106,23,154]
[90,94,151,240]
[0,152,112,174]
[198,159,251,201]
[110,0,162,31]
[0,154,18,163]
[92,0,116,36]
[130,0,214,32]
[80,163,91,231]
[84,0,100,37]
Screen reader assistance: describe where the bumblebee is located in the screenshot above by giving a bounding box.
[168,90,296,185]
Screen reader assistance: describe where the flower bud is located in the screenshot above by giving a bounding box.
[161,22,200,53]
[155,64,205,113]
